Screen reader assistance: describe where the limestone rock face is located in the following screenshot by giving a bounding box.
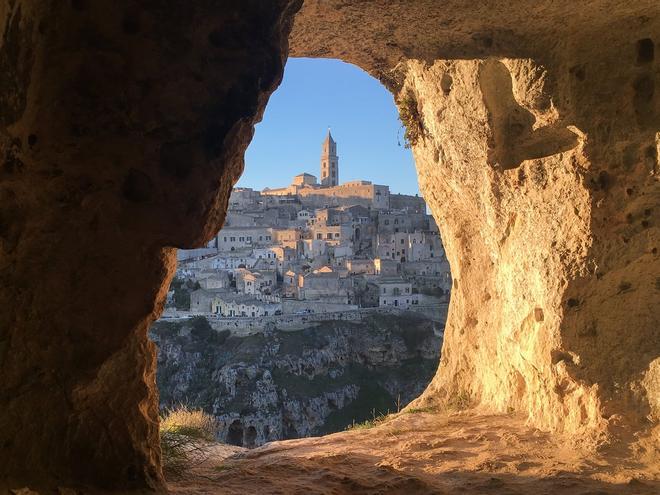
[0,0,300,490]
[152,315,441,447]
[291,0,660,446]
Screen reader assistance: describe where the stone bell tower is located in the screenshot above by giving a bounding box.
[320,130,339,187]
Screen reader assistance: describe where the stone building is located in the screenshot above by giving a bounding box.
[212,293,282,317]
[298,271,347,302]
[217,226,273,251]
[375,278,418,308]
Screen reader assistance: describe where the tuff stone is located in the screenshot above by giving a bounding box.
[1,0,658,491]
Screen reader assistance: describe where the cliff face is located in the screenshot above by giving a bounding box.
[152,314,441,446]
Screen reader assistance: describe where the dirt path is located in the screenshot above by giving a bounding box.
[169,411,659,494]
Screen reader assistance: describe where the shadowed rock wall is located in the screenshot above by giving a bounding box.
[291,0,659,447]
[0,0,300,490]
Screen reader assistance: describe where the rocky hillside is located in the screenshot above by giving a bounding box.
[151,314,442,447]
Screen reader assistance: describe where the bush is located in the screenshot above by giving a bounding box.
[173,287,191,310]
[397,89,425,148]
[190,316,213,338]
[160,405,219,478]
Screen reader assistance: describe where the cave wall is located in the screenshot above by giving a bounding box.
[0,0,658,491]
[0,0,300,490]
[290,0,660,445]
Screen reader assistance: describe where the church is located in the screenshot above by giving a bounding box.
[260,131,425,212]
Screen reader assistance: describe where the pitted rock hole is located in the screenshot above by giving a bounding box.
[636,38,655,64]
[479,59,579,170]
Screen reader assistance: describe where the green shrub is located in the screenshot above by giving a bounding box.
[173,287,191,310]
[190,316,213,338]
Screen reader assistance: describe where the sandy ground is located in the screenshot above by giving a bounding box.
[169,411,659,494]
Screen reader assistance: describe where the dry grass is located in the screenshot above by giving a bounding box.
[345,409,391,431]
[160,405,219,479]
[446,390,471,411]
[396,88,425,148]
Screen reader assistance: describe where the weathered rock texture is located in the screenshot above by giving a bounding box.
[291,0,660,448]
[1,0,658,491]
[0,0,300,491]
[152,314,441,446]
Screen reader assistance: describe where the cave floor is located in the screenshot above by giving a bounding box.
[168,411,659,494]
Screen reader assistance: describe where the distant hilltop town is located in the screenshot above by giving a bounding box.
[169,131,451,323]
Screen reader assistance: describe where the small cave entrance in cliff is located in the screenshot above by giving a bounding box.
[151,57,451,457]
[226,420,244,447]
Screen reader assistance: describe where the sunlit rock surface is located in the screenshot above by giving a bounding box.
[291,0,660,447]
[169,411,660,494]
[1,0,658,491]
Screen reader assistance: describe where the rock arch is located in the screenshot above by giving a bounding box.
[0,0,657,491]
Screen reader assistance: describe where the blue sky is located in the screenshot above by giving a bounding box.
[239,58,420,196]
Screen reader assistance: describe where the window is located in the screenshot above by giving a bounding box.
[224,236,227,242]
[384,220,389,225]
[394,219,398,225]
[239,237,244,241]
[230,236,236,241]
[334,233,340,238]
[405,287,410,293]
[400,239,405,245]
[326,233,332,239]
[259,236,263,241]
[266,236,271,241]
[247,236,252,241]
[317,233,322,240]
[382,288,386,294]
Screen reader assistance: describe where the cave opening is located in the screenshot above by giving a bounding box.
[150,57,452,458]
[226,420,244,447]
[1,1,658,492]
